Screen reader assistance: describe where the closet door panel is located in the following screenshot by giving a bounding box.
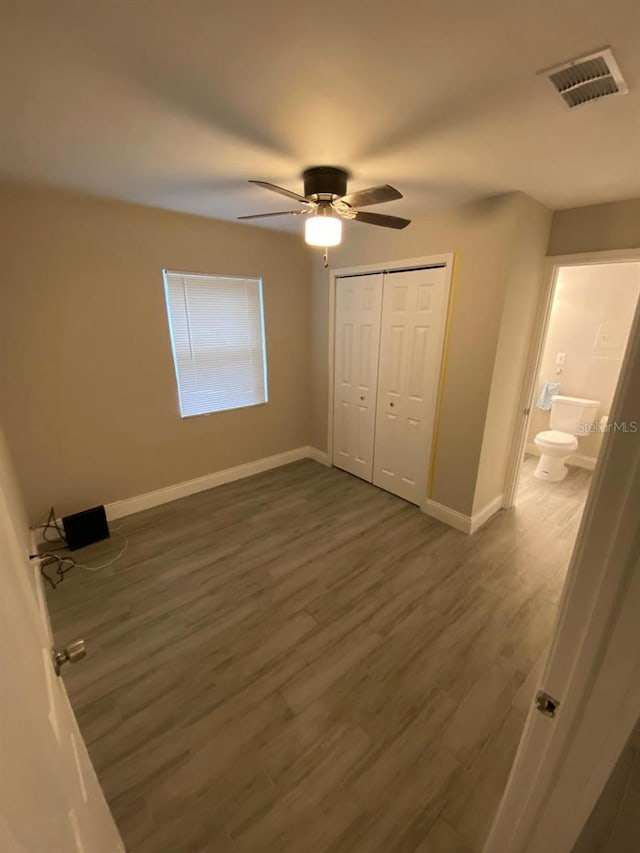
[332,274,383,481]
[373,267,448,504]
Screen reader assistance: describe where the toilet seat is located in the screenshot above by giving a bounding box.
[533,429,578,481]
[535,429,577,448]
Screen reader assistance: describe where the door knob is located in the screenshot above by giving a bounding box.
[52,639,87,676]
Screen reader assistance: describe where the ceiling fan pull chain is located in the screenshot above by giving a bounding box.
[323,248,329,269]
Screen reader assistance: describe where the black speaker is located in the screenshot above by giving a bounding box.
[61,505,110,551]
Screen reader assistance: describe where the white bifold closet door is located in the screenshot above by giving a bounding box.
[332,273,383,480]
[372,266,448,504]
[333,265,448,506]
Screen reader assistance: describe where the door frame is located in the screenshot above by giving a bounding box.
[485,253,640,852]
[502,247,640,508]
[326,253,455,501]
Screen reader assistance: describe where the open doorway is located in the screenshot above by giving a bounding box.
[480,256,640,852]
[509,260,640,534]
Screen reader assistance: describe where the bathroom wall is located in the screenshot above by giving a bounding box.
[527,262,640,463]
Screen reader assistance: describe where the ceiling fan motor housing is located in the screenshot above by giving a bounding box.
[303,166,349,200]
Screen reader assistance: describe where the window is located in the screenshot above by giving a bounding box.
[163,271,268,418]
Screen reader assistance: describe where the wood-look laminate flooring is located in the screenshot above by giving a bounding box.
[46,455,592,853]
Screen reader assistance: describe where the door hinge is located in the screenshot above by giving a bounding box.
[535,689,560,718]
[523,407,531,416]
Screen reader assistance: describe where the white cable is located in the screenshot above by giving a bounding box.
[73,536,129,572]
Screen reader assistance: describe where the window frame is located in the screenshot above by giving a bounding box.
[162,269,269,419]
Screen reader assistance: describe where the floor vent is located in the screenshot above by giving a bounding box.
[542,47,628,108]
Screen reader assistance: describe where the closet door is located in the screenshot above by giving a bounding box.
[333,273,383,481]
[373,266,448,504]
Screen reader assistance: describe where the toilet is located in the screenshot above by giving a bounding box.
[533,394,600,482]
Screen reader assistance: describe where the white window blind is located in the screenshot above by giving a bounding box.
[163,271,268,418]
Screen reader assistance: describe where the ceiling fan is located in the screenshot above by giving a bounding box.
[238,166,411,248]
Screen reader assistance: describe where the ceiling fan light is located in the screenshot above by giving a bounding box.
[305,214,342,247]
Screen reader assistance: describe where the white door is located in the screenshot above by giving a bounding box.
[373,266,449,505]
[484,288,640,853]
[332,273,383,481]
[0,427,124,853]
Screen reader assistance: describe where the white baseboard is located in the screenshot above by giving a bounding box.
[422,499,473,534]
[307,446,331,466]
[570,454,597,471]
[33,445,327,541]
[106,446,312,520]
[470,494,504,534]
[525,442,597,471]
[422,493,503,535]
[34,441,505,543]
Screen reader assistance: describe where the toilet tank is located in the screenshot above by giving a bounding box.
[550,395,600,434]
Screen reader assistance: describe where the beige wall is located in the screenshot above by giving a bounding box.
[0,183,312,523]
[473,195,552,512]
[549,198,640,256]
[310,191,549,517]
[0,423,31,557]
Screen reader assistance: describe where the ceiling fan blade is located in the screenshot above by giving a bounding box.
[353,211,411,229]
[249,180,310,205]
[237,209,310,220]
[340,184,403,208]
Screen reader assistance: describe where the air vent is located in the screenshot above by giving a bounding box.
[542,47,628,108]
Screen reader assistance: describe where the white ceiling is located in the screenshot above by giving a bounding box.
[2,0,640,229]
